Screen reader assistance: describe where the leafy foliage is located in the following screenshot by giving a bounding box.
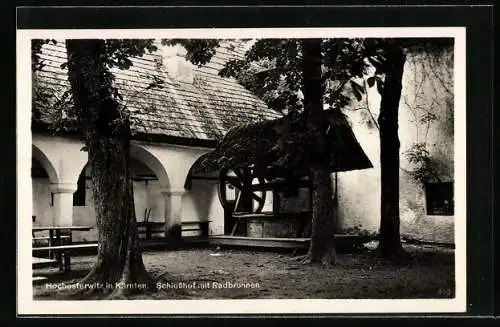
[194,107,372,178]
[218,38,450,117]
[104,39,158,69]
[400,46,453,185]
[31,39,202,136]
[31,39,57,71]
[404,143,439,183]
[161,39,220,66]
[219,38,369,114]
[350,37,454,100]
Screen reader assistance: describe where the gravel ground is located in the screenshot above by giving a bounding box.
[33,244,455,300]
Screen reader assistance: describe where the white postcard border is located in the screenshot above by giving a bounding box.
[17,27,466,315]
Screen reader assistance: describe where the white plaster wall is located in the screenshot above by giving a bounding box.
[337,169,381,234]
[72,179,169,242]
[32,178,54,227]
[31,134,227,241]
[133,180,165,223]
[32,135,88,184]
[262,191,274,212]
[337,48,455,244]
[134,142,210,189]
[72,179,95,242]
[207,192,225,235]
[399,170,454,243]
[34,175,227,241]
[337,162,454,243]
[31,177,95,241]
[32,165,227,241]
[183,179,225,235]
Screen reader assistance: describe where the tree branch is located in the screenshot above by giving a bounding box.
[424,52,453,96]
[362,78,380,131]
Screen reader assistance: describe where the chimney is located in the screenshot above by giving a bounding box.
[160,44,194,84]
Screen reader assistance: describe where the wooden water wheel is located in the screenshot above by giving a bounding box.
[217,166,267,213]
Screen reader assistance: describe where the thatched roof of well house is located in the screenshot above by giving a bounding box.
[191,108,373,177]
[32,40,281,141]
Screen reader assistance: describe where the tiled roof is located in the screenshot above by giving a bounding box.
[33,40,281,141]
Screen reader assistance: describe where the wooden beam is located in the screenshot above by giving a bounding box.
[251,179,311,191]
[209,235,310,249]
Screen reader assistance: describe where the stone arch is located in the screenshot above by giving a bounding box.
[180,152,222,236]
[130,144,170,189]
[64,157,89,186]
[32,135,89,185]
[32,144,58,183]
[172,150,212,190]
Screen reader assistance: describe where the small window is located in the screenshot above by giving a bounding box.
[73,173,86,206]
[424,182,454,215]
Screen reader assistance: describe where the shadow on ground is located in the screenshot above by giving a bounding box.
[33,243,455,300]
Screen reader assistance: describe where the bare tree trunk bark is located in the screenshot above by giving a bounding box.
[377,45,407,258]
[298,39,337,265]
[307,166,337,264]
[65,39,153,298]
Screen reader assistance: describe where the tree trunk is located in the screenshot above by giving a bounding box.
[300,39,337,265]
[307,166,337,264]
[65,39,153,297]
[377,45,406,258]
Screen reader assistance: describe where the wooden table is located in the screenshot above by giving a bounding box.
[32,226,93,231]
[33,225,93,246]
[32,226,93,271]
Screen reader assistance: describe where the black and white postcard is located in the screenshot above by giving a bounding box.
[17,26,466,315]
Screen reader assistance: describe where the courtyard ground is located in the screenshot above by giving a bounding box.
[33,243,455,300]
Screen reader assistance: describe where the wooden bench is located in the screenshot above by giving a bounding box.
[32,256,59,269]
[33,235,71,241]
[33,243,98,272]
[32,276,48,284]
[137,221,211,239]
[182,221,210,237]
[137,222,165,240]
[32,235,71,247]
